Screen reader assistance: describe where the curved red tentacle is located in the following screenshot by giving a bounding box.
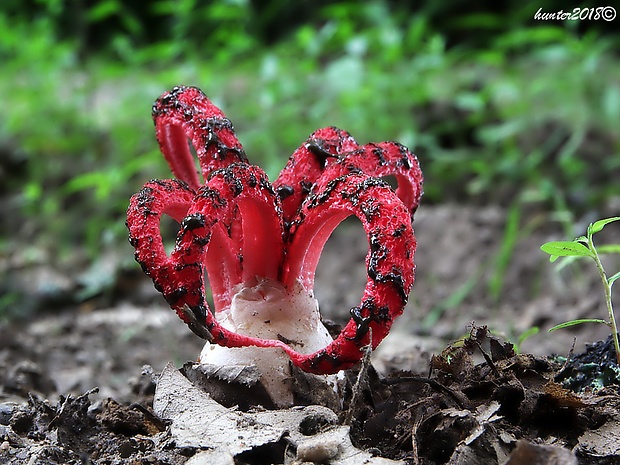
[152,86,248,190]
[170,163,285,342]
[281,174,416,374]
[323,141,424,217]
[126,179,204,325]
[274,127,359,223]
[274,128,423,227]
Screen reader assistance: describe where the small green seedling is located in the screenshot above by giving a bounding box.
[514,326,540,354]
[540,217,620,365]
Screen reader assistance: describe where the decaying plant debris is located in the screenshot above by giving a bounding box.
[1,324,619,464]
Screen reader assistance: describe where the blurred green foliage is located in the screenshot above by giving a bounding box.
[1,0,619,265]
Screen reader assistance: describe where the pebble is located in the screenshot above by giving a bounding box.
[0,425,24,447]
[296,434,341,463]
[0,403,17,426]
[186,449,235,465]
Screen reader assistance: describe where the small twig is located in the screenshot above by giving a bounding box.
[381,376,470,409]
[410,414,423,465]
[475,341,501,378]
[179,304,213,341]
[344,329,373,425]
[128,402,168,431]
[553,337,577,382]
[48,388,99,429]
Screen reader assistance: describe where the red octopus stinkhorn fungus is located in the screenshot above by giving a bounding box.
[127,86,423,406]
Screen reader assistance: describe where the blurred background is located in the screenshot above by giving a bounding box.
[0,0,619,363]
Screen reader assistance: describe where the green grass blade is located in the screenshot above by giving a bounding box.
[488,202,520,301]
[597,244,620,255]
[517,326,540,350]
[548,318,609,332]
[422,274,479,328]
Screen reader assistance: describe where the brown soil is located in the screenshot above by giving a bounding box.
[1,205,619,464]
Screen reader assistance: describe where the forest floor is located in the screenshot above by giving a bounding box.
[1,204,619,464]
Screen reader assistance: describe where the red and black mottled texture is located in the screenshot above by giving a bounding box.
[126,85,423,375]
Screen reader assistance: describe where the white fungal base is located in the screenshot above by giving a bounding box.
[199,278,340,407]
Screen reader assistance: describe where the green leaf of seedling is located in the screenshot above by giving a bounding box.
[548,319,609,332]
[608,271,620,288]
[540,241,593,260]
[575,235,588,245]
[588,216,620,235]
[517,326,539,350]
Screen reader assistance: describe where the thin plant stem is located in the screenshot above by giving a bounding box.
[589,233,620,366]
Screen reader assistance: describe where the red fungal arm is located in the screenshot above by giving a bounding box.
[274,127,359,221]
[128,164,284,339]
[274,128,423,224]
[126,179,200,325]
[169,163,284,331]
[195,164,284,289]
[281,173,416,374]
[323,141,423,217]
[153,86,248,190]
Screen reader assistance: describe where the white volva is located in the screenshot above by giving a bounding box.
[199,278,339,407]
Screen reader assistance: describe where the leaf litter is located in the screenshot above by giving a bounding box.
[2,205,620,464]
[1,323,620,464]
